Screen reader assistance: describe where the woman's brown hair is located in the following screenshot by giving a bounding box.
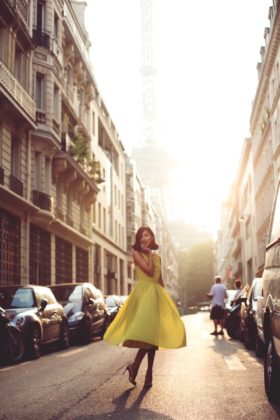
[132,226,159,251]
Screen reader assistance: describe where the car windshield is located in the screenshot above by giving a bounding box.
[51,285,83,303]
[0,287,35,309]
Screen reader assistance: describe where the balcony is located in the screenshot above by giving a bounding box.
[7,0,28,21]
[10,174,23,196]
[3,0,33,48]
[32,190,52,211]
[32,29,50,49]
[0,167,4,185]
[52,152,99,206]
[0,60,36,124]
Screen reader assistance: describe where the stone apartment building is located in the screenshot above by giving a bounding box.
[0,0,180,300]
[216,0,280,286]
[0,0,129,292]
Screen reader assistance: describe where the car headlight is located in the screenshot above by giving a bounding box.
[15,316,25,328]
[68,312,84,323]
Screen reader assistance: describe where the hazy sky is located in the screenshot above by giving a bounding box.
[85,0,272,232]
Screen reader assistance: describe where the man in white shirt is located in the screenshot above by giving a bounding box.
[207,276,228,336]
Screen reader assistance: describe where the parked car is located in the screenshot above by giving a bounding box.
[119,295,128,305]
[225,289,236,313]
[262,177,280,401]
[0,285,70,360]
[49,283,109,344]
[239,277,263,351]
[225,285,249,340]
[105,295,122,324]
[255,285,265,357]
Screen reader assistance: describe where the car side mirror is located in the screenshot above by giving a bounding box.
[40,298,48,311]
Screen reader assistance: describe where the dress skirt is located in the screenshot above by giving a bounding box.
[104,279,186,350]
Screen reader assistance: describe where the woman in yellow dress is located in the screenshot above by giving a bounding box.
[104,226,186,388]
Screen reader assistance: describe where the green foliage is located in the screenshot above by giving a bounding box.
[178,241,214,308]
[67,126,90,166]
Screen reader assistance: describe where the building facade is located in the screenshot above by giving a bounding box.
[0,1,180,302]
[216,1,280,286]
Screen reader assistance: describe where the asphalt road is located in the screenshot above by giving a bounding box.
[1,312,280,420]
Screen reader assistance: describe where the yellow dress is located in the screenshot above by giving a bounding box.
[104,253,186,349]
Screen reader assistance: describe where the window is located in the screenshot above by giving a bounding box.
[36,73,45,110]
[92,111,96,135]
[15,46,23,84]
[0,26,7,63]
[11,138,21,179]
[56,179,63,211]
[98,203,101,228]
[29,224,51,285]
[45,156,51,194]
[67,190,73,218]
[34,152,41,190]
[76,247,89,282]
[54,12,59,40]
[103,208,106,233]
[55,237,72,283]
[53,84,59,121]
[92,202,96,225]
[37,0,46,31]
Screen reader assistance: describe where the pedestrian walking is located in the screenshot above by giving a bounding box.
[104,226,186,388]
[207,275,228,336]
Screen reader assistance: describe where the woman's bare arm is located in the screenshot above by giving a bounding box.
[132,249,154,276]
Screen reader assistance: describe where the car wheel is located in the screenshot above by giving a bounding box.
[243,320,256,350]
[6,328,24,363]
[256,335,265,358]
[80,318,91,345]
[226,315,240,339]
[264,337,280,401]
[29,326,41,359]
[60,322,70,349]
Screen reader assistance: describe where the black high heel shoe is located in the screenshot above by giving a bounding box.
[123,364,137,386]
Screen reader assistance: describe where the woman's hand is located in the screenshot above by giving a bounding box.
[141,244,151,254]
[132,249,155,276]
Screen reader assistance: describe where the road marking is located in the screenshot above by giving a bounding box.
[224,355,246,370]
[56,347,88,358]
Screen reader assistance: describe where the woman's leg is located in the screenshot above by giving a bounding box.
[144,348,156,387]
[126,349,147,385]
[147,348,156,371]
[133,348,147,371]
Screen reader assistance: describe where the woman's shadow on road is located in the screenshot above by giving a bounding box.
[73,387,174,420]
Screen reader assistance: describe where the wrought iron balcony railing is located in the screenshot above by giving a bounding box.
[10,174,23,196]
[32,190,52,211]
[32,29,50,49]
[6,0,29,25]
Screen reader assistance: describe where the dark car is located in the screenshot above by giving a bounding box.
[0,285,70,361]
[240,277,263,351]
[49,283,109,344]
[105,295,122,324]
